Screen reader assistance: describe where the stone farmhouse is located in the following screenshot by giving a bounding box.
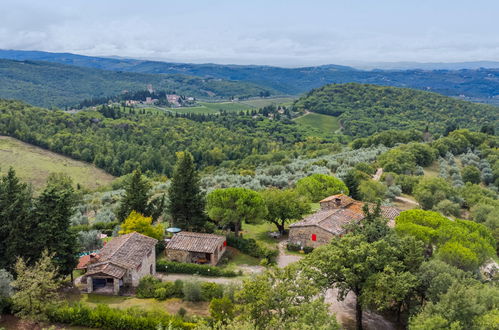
[165,232,226,265]
[289,194,400,248]
[80,232,157,295]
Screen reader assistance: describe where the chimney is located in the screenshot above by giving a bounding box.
[334,198,342,207]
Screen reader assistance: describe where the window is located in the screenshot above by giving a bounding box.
[220,245,223,251]
[311,234,317,241]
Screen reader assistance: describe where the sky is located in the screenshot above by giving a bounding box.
[1,0,499,67]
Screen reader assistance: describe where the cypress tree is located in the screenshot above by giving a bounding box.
[0,168,34,270]
[32,173,78,277]
[117,169,151,221]
[167,152,206,231]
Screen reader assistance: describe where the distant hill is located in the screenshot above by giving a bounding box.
[0,58,276,108]
[293,83,499,137]
[2,50,499,102]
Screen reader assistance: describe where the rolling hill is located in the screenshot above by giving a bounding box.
[293,83,499,137]
[2,50,499,102]
[0,58,276,108]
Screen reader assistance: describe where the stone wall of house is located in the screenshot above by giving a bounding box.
[288,226,334,248]
[165,249,191,263]
[129,246,156,287]
[211,244,226,265]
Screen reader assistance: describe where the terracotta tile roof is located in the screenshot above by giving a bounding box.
[291,197,401,235]
[85,262,127,279]
[166,232,225,254]
[76,255,91,270]
[84,232,157,279]
[320,194,355,206]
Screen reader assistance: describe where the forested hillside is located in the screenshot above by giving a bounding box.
[293,83,499,137]
[0,100,316,176]
[2,50,499,101]
[0,59,276,108]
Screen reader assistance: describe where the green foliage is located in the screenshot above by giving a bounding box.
[46,303,192,330]
[119,211,164,240]
[260,188,310,234]
[236,265,338,329]
[136,275,162,299]
[462,165,482,184]
[209,296,235,324]
[295,174,349,202]
[200,282,224,301]
[358,180,387,203]
[432,199,461,217]
[0,269,13,298]
[352,129,424,148]
[156,260,237,277]
[77,230,103,252]
[225,234,278,262]
[409,282,499,330]
[182,280,202,302]
[395,210,496,271]
[168,152,206,231]
[293,83,498,137]
[116,169,152,221]
[413,177,458,210]
[12,250,60,321]
[207,187,267,237]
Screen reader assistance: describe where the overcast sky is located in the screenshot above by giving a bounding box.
[1,0,498,67]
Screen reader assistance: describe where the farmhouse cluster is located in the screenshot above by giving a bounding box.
[75,193,398,295]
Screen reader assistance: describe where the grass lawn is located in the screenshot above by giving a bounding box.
[241,221,280,248]
[239,97,296,108]
[423,161,440,178]
[75,293,209,316]
[0,136,115,192]
[294,112,340,137]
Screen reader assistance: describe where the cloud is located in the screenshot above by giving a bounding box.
[1,0,498,66]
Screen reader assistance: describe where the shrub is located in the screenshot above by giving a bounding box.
[46,303,193,330]
[156,260,237,277]
[177,307,187,318]
[136,275,161,298]
[210,297,234,324]
[154,287,169,301]
[226,234,278,262]
[183,280,202,302]
[287,243,301,252]
[201,282,224,301]
[303,246,314,254]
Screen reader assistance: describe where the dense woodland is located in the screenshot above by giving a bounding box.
[293,83,499,137]
[0,59,276,108]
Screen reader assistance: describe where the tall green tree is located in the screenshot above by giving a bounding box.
[295,174,349,202]
[12,250,60,321]
[207,187,267,237]
[302,234,423,330]
[0,168,35,270]
[32,173,78,277]
[167,152,206,231]
[260,188,310,234]
[117,169,152,221]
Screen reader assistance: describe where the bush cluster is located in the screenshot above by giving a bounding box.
[47,303,194,330]
[226,234,278,262]
[156,260,237,277]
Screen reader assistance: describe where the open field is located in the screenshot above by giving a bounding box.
[0,136,114,191]
[238,97,296,108]
[294,112,341,137]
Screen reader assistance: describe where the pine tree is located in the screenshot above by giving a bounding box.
[117,169,152,221]
[168,152,206,231]
[0,168,34,270]
[32,174,78,277]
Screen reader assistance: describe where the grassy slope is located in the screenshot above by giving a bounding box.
[294,112,340,137]
[0,136,114,191]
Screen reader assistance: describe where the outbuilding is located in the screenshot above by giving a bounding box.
[165,232,226,265]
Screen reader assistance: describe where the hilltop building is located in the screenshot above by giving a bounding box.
[288,194,400,248]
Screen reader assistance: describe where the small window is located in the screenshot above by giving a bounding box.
[311,234,317,241]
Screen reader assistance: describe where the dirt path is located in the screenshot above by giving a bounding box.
[156,272,244,284]
[372,168,383,181]
[276,240,303,268]
[394,196,419,206]
[325,289,399,330]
